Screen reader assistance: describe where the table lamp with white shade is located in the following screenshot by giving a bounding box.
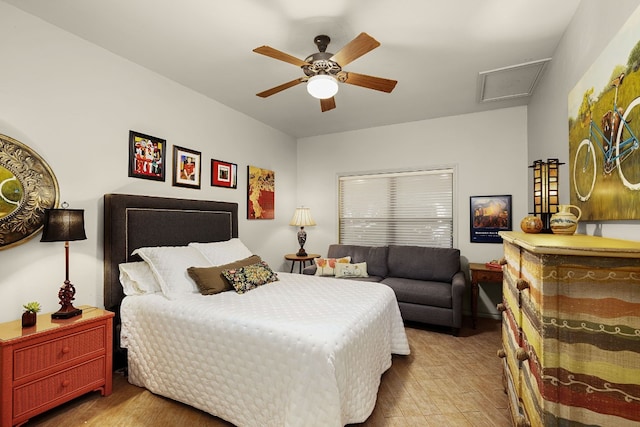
[289,207,316,257]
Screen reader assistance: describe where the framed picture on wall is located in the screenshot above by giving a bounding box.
[211,159,238,189]
[567,6,640,220]
[172,145,201,189]
[470,195,512,243]
[128,130,165,181]
[247,165,274,219]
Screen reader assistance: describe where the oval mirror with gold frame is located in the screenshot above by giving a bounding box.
[0,134,59,249]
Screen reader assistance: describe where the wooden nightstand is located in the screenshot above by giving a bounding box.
[0,306,113,427]
[469,263,503,329]
[284,253,320,273]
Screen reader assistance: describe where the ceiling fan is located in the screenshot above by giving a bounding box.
[253,33,397,112]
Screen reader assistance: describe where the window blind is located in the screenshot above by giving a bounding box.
[338,169,454,248]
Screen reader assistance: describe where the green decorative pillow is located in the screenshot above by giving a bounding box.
[222,261,279,294]
[188,255,261,295]
[334,262,369,279]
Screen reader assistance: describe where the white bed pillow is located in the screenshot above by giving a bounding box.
[189,238,253,266]
[132,246,211,299]
[119,261,162,295]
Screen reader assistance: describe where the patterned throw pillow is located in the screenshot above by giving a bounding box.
[188,255,262,295]
[314,256,351,276]
[222,261,279,294]
[334,262,369,279]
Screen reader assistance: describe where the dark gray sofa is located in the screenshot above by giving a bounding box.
[304,244,465,334]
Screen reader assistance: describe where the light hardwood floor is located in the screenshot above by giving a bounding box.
[25,318,511,427]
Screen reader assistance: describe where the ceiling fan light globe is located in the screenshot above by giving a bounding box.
[307,75,339,99]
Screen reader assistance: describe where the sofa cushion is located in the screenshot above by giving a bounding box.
[326,244,389,277]
[346,276,384,282]
[314,256,351,276]
[387,245,460,282]
[335,262,368,278]
[382,277,452,308]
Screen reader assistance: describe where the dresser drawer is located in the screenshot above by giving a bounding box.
[13,325,106,381]
[13,357,105,419]
[501,311,520,391]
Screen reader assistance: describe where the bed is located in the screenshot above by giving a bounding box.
[103,193,410,427]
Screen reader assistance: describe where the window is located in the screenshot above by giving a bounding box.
[338,168,454,248]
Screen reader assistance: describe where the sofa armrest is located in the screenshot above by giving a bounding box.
[450,271,466,328]
[302,264,317,275]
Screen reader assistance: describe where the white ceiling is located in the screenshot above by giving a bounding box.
[3,0,581,138]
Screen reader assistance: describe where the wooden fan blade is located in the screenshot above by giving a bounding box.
[253,46,310,67]
[330,32,380,67]
[344,72,397,93]
[320,97,336,112]
[256,78,305,98]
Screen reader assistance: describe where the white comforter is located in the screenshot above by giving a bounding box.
[120,272,410,427]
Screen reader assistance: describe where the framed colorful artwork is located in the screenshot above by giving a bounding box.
[128,130,165,181]
[211,159,237,189]
[247,165,275,219]
[568,6,640,220]
[172,145,201,189]
[470,195,512,243]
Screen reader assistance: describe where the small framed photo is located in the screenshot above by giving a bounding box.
[128,130,165,181]
[470,195,512,243]
[211,159,238,189]
[172,145,201,189]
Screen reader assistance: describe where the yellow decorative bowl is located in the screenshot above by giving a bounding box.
[520,216,543,234]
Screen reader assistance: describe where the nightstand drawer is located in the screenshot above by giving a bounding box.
[473,269,503,282]
[13,325,106,380]
[13,357,105,419]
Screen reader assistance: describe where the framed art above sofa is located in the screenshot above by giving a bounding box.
[470,194,512,243]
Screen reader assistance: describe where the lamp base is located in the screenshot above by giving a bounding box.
[51,307,82,319]
[296,227,308,257]
[52,280,82,319]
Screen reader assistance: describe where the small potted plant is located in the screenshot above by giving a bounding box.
[22,301,41,327]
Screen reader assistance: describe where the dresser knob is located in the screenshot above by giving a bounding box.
[516,279,530,291]
[62,379,71,387]
[499,257,507,265]
[516,348,529,361]
[496,303,506,312]
[62,346,70,354]
[497,349,506,358]
[515,415,530,427]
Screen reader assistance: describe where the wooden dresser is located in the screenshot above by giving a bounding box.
[0,306,113,427]
[498,232,640,427]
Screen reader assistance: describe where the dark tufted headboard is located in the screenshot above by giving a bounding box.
[103,193,239,312]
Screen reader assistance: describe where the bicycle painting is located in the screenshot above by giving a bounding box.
[568,9,640,220]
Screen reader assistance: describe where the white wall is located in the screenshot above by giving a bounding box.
[297,106,529,318]
[0,3,297,322]
[529,0,640,239]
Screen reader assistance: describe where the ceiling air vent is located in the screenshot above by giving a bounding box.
[478,58,551,102]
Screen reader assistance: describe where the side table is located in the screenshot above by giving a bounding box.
[469,263,503,329]
[0,306,113,427]
[285,253,320,273]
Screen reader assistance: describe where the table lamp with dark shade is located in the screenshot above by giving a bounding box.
[40,205,86,319]
[289,207,316,257]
